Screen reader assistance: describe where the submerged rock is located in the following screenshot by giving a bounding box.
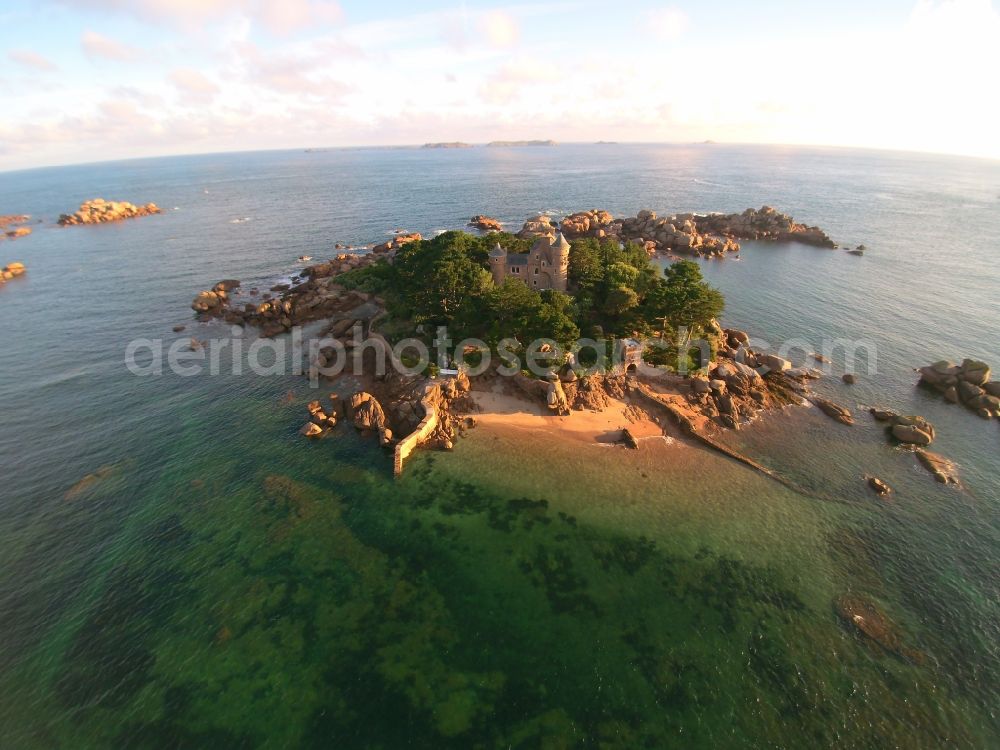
[867,476,892,497]
[916,451,960,485]
[299,422,324,438]
[869,407,898,422]
[834,594,925,664]
[812,397,854,425]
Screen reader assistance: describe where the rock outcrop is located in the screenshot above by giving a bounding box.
[620,428,639,449]
[189,253,379,336]
[58,198,161,225]
[0,261,26,284]
[558,209,615,239]
[670,327,808,431]
[300,397,337,438]
[516,215,557,241]
[351,392,393,446]
[523,205,833,260]
[694,206,836,248]
[191,280,240,313]
[616,209,740,258]
[372,231,421,255]
[919,359,999,419]
[468,215,503,232]
[885,414,936,446]
[546,374,569,414]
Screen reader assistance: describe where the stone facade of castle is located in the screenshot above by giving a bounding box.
[488,233,570,292]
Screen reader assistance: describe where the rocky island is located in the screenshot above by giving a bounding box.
[180,205,970,497]
[422,142,472,149]
[58,198,161,226]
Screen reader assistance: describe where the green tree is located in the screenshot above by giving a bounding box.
[603,285,640,317]
[568,238,603,293]
[645,260,724,340]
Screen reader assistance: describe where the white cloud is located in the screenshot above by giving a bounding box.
[169,68,220,102]
[82,30,141,61]
[59,0,343,35]
[4,0,1000,169]
[7,49,58,71]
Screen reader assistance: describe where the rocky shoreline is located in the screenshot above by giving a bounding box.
[58,198,161,226]
[178,211,971,493]
[513,205,835,259]
[190,253,380,336]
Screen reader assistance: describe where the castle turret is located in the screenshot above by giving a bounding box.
[551,232,570,291]
[488,242,507,286]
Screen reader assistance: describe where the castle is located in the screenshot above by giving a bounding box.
[488,232,570,292]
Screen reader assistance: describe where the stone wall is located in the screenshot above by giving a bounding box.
[393,383,441,476]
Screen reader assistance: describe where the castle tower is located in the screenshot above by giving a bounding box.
[550,232,570,292]
[488,242,507,286]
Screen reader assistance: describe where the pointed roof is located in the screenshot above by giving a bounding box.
[489,242,506,257]
[552,232,570,252]
[530,234,553,252]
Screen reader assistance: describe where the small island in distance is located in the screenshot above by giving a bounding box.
[421,142,473,149]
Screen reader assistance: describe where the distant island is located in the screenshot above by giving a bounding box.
[486,140,557,147]
[595,141,618,145]
[421,142,473,149]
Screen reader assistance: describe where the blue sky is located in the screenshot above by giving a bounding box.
[1,0,998,169]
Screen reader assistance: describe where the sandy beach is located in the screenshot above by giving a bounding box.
[469,381,669,446]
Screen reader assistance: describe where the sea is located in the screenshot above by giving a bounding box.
[0,144,997,748]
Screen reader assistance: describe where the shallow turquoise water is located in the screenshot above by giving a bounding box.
[0,144,998,747]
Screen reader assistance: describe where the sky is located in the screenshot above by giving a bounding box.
[1,0,998,170]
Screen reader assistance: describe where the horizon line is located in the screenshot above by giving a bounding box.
[2,139,998,177]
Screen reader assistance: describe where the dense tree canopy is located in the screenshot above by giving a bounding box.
[338,231,723,369]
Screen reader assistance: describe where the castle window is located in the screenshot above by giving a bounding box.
[534,268,538,274]
[541,261,547,267]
